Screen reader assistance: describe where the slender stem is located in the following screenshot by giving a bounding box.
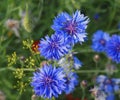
[0,67,118,73]
[0,67,34,72]
[32,53,40,67]
[81,88,85,100]
[36,54,41,64]
[28,41,40,67]
[16,92,21,100]
[76,70,118,73]
[95,62,98,76]
[107,1,117,30]
[107,29,120,34]
[36,0,43,23]
[73,49,93,53]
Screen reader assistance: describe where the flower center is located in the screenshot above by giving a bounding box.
[65,21,76,34]
[104,79,112,84]
[51,42,58,48]
[45,77,53,84]
[99,39,105,45]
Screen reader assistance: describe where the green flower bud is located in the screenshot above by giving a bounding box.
[23,4,33,32]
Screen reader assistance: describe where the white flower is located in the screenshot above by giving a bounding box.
[5,19,20,37]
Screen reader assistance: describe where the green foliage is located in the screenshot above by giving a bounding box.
[0,0,120,100]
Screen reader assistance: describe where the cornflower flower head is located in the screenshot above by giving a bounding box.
[106,94,115,100]
[31,64,66,99]
[96,75,120,100]
[64,72,79,94]
[91,30,110,52]
[106,35,120,63]
[39,34,71,60]
[52,10,89,45]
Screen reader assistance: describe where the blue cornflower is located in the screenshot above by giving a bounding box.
[96,75,120,100]
[64,72,79,94]
[96,75,120,93]
[52,10,89,45]
[112,78,120,92]
[31,64,66,99]
[106,35,120,63]
[73,56,82,69]
[39,34,70,60]
[58,54,82,71]
[106,94,115,100]
[91,30,110,52]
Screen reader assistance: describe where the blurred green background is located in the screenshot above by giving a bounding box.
[0,0,120,100]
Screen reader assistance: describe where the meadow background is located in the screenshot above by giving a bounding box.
[0,0,120,100]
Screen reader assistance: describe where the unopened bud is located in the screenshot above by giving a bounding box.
[81,80,87,87]
[31,94,37,100]
[93,54,100,63]
[20,56,26,61]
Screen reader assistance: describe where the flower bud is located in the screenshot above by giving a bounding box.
[22,4,33,33]
[81,80,87,87]
[93,54,100,63]
[20,56,26,61]
[31,94,37,100]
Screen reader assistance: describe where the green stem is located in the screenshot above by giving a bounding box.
[76,70,118,73]
[28,41,40,67]
[32,54,40,67]
[107,29,120,34]
[95,62,98,76]
[0,67,118,73]
[81,88,85,100]
[36,0,43,23]
[0,67,34,72]
[73,49,93,53]
[107,1,117,30]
